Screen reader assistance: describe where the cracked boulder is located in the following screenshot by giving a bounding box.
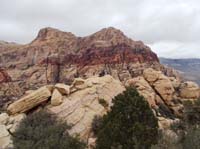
[179,81,199,99]
[143,68,175,102]
[7,86,52,115]
[48,75,125,140]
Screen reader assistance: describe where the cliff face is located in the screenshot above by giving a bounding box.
[0,27,163,92]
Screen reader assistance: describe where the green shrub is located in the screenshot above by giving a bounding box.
[95,87,158,149]
[12,110,86,149]
[183,99,200,126]
[183,127,200,149]
[92,115,103,135]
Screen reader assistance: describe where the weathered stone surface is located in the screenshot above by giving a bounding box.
[0,113,9,125]
[88,138,96,149]
[143,68,175,102]
[0,113,26,148]
[0,125,12,148]
[143,68,161,83]
[51,89,63,106]
[179,81,199,99]
[7,86,52,115]
[71,78,87,90]
[9,114,26,133]
[153,75,175,102]
[55,83,70,95]
[49,75,125,140]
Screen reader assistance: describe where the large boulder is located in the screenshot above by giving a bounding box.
[48,75,125,140]
[143,68,161,83]
[143,68,175,102]
[179,81,199,99]
[55,83,70,95]
[153,75,175,102]
[7,86,52,115]
[0,113,9,125]
[0,125,12,148]
[51,89,63,106]
[0,113,26,148]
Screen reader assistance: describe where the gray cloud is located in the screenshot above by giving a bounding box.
[0,0,200,58]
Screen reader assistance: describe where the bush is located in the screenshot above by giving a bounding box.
[183,127,200,149]
[92,115,103,135]
[183,99,200,126]
[95,87,158,149]
[12,110,86,149]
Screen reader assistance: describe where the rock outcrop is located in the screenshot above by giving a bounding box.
[0,27,163,99]
[2,75,125,147]
[0,113,26,148]
[51,89,63,106]
[179,81,200,99]
[126,68,200,129]
[49,75,125,139]
[1,73,200,147]
[7,86,52,115]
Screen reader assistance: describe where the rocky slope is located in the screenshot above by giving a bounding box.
[1,72,199,148]
[0,27,176,96]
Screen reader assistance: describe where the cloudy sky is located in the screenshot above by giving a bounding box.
[0,0,200,58]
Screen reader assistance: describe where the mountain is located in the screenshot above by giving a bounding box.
[0,27,164,90]
[160,58,200,85]
[0,27,200,148]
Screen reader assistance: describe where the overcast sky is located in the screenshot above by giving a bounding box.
[0,0,200,58]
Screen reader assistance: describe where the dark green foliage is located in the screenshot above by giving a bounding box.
[183,99,200,126]
[183,127,200,149]
[92,115,103,135]
[95,87,159,149]
[98,98,108,108]
[12,110,86,149]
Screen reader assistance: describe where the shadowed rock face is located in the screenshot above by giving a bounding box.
[0,68,11,83]
[0,27,161,90]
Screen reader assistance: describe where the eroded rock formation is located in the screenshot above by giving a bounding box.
[0,27,165,92]
[0,27,199,148]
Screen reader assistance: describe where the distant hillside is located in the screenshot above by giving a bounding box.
[160,58,200,85]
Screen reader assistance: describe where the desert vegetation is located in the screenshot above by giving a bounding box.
[93,87,159,149]
[12,110,86,149]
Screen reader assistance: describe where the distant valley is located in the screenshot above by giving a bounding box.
[160,58,200,85]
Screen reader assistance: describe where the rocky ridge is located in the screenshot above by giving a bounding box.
[0,27,199,148]
[0,27,167,95]
[0,72,199,148]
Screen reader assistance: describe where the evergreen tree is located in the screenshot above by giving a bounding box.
[95,87,158,149]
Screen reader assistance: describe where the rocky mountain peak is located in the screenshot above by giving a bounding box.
[80,27,134,48]
[31,27,77,45]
